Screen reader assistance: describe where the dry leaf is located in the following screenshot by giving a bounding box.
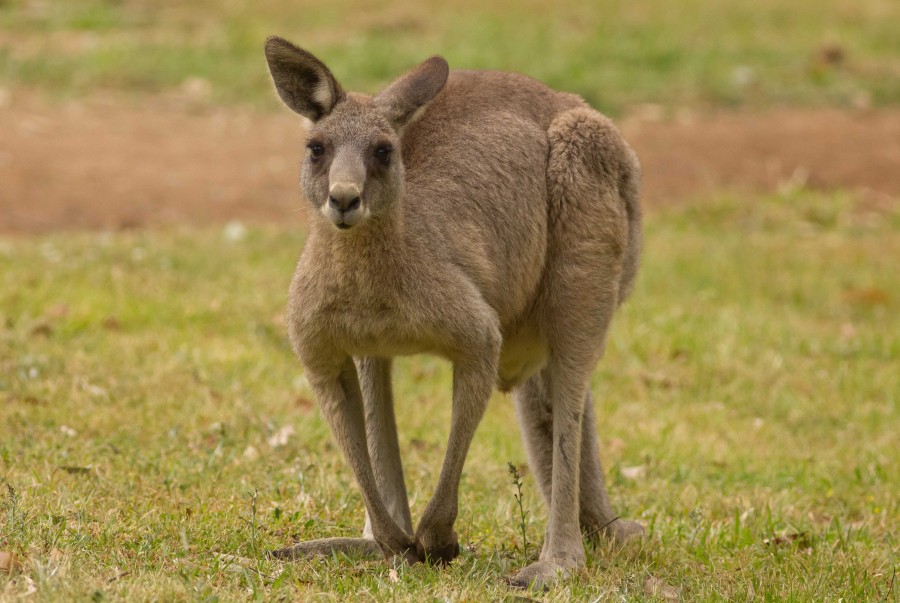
[46,304,70,319]
[639,372,676,389]
[764,532,811,548]
[107,570,130,584]
[606,437,627,456]
[814,42,845,66]
[840,322,857,340]
[388,568,399,583]
[295,397,314,412]
[267,425,295,448]
[643,575,681,601]
[243,445,260,461]
[30,322,53,337]
[0,551,22,573]
[42,547,68,578]
[21,575,38,596]
[844,286,888,307]
[620,465,647,480]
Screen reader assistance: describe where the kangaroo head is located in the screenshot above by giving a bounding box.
[264,37,449,231]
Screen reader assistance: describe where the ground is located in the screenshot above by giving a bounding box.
[2,96,900,233]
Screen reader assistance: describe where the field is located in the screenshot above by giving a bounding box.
[2,0,900,112]
[3,193,898,601]
[2,0,899,601]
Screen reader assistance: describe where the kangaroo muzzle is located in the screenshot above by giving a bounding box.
[324,181,364,229]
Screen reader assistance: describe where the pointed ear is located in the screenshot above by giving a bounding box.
[373,56,449,130]
[264,36,345,121]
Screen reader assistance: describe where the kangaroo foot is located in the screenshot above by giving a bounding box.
[603,517,645,544]
[414,524,460,565]
[583,515,645,546]
[507,556,581,591]
[269,537,381,560]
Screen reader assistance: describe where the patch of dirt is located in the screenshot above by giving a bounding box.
[1,96,898,234]
[0,96,310,233]
[622,106,900,207]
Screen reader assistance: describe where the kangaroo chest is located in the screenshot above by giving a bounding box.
[292,254,453,359]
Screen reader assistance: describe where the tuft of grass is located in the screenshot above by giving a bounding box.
[1,0,899,112]
[1,190,898,600]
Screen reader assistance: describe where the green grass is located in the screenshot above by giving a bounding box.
[1,191,899,601]
[1,0,900,113]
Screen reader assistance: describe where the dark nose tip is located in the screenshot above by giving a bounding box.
[328,195,361,213]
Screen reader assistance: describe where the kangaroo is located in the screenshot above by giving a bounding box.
[263,36,644,589]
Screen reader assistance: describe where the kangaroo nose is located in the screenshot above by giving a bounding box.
[328,183,362,213]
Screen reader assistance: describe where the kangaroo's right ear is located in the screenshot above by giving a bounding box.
[264,37,345,121]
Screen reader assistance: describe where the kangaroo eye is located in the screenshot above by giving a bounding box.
[375,144,393,165]
[307,142,325,159]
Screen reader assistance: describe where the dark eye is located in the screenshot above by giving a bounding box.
[374,144,393,166]
[307,142,325,160]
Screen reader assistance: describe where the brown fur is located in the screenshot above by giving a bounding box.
[264,36,644,589]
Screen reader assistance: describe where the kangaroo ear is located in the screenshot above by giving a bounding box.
[264,37,345,121]
[373,56,449,130]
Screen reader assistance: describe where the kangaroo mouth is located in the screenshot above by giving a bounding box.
[322,201,365,230]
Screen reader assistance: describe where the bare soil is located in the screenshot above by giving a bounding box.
[2,97,899,234]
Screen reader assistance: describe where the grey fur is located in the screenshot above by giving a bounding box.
[264,37,644,589]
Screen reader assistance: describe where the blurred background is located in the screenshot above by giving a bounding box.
[1,0,899,232]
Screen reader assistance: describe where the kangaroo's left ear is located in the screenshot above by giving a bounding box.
[264,36,345,122]
[373,56,449,131]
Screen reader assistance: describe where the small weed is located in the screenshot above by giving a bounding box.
[507,462,530,560]
[2,483,27,546]
[247,488,259,557]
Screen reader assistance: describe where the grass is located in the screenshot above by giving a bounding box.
[1,190,898,601]
[1,0,900,113]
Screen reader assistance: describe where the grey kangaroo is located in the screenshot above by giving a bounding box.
[264,36,644,589]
